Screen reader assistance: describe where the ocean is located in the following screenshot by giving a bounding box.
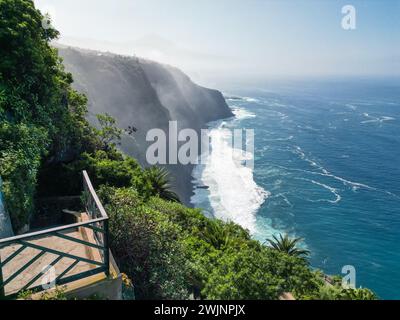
[191,78,400,299]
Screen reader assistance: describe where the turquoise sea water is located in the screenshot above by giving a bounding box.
[191,78,400,299]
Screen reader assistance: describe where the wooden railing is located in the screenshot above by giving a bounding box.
[0,171,109,299]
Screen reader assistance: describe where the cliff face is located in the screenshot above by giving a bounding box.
[57,46,233,204]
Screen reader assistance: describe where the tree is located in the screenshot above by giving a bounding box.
[96,113,123,151]
[145,166,180,202]
[0,0,90,153]
[266,234,310,259]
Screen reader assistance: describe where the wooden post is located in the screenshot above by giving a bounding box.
[104,219,110,277]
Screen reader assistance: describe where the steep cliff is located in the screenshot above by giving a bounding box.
[57,46,233,204]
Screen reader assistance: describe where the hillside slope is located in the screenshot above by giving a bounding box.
[58,46,233,204]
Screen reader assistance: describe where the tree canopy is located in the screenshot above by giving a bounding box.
[0,0,97,230]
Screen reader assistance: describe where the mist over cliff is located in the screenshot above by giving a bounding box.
[57,46,233,204]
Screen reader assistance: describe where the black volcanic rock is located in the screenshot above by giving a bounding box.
[57,46,233,204]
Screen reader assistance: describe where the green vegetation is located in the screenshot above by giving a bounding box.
[18,286,106,300]
[0,0,97,230]
[0,123,48,228]
[19,287,68,300]
[144,166,180,203]
[98,186,322,299]
[0,0,377,300]
[266,234,310,259]
[314,282,378,300]
[95,113,123,152]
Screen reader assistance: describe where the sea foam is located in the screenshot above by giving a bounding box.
[191,111,268,234]
[232,107,256,120]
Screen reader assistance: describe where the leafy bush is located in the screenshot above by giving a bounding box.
[99,186,191,299]
[312,284,378,300]
[0,123,48,230]
[185,235,322,300]
[71,151,153,197]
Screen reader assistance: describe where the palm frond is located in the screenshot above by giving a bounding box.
[266,233,310,259]
[145,166,180,203]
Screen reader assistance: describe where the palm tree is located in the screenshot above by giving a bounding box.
[266,234,310,259]
[145,166,180,203]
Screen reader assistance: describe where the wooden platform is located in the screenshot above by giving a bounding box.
[0,226,104,296]
[0,171,122,300]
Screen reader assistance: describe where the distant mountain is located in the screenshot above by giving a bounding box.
[57,46,233,204]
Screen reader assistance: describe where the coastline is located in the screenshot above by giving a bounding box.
[187,111,237,208]
[189,102,269,234]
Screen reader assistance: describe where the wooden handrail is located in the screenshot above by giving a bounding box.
[0,171,111,298]
[82,170,108,219]
[0,171,109,247]
[0,217,107,246]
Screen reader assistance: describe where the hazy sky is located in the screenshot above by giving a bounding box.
[34,0,400,83]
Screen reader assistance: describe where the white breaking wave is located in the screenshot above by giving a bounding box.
[345,104,358,110]
[298,178,342,204]
[243,97,259,103]
[361,113,396,124]
[232,107,256,120]
[271,192,293,207]
[263,135,294,142]
[191,113,268,234]
[284,145,400,199]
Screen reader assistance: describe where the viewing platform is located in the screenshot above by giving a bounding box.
[0,171,122,300]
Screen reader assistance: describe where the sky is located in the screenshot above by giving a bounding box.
[34,0,400,84]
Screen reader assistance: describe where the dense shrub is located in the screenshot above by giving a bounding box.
[0,123,48,230]
[184,228,322,299]
[69,151,153,198]
[99,186,191,299]
[308,282,378,300]
[100,186,324,300]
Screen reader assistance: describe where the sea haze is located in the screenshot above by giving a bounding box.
[191,78,400,299]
